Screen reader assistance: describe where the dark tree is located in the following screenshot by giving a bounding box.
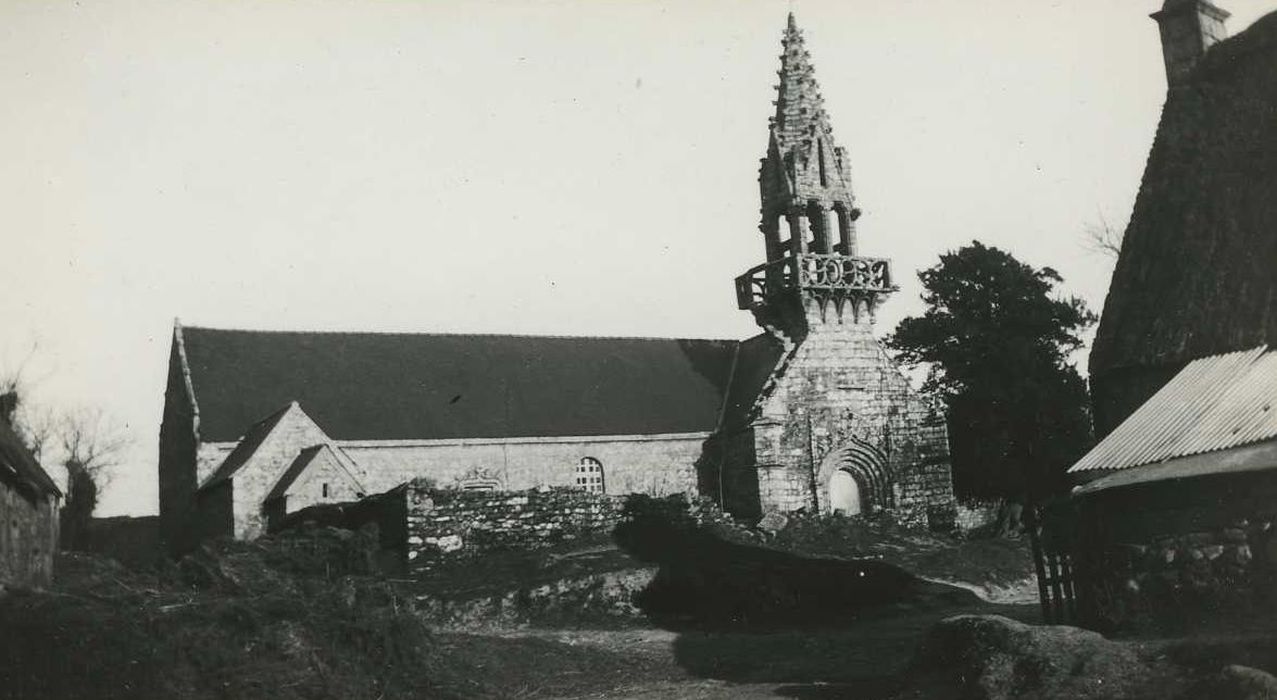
[887,242,1095,508]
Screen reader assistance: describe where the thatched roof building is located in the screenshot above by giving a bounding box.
[0,406,61,588]
[1090,4,1277,437]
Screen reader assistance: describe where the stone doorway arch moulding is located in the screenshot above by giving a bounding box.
[814,436,889,515]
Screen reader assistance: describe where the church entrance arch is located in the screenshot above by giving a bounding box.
[828,469,862,515]
[815,437,888,515]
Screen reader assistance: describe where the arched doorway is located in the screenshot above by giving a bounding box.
[815,436,889,515]
[828,469,863,515]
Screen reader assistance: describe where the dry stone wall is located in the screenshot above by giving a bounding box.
[404,482,624,569]
[1067,472,1277,634]
[1083,517,1277,633]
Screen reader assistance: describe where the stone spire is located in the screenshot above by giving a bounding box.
[771,14,834,163]
[736,13,894,337]
[761,13,857,223]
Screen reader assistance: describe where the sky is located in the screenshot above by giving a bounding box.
[4,0,1275,516]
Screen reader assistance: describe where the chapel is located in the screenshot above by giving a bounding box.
[156,14,957,553]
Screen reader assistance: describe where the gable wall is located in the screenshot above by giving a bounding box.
[158,337,200,555]
[745,320,955,527]
[283,452,363,515]
[228,408,338,540]
[197,443,233,485]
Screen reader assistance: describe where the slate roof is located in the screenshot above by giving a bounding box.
[720,334,788,431]
[177,325,774,443]
[1071,346,1277,476]
[1090,11,1277,376]
[0,417,61,499]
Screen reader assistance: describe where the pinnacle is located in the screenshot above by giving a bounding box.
[772,12,834,151]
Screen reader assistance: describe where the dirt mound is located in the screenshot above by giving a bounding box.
[896,614,1189,700]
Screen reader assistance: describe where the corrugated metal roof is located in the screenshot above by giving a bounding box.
[1070,345,1277,474]
[1075,440,1277,496]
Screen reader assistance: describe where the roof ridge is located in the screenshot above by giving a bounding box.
[179,324,743,344]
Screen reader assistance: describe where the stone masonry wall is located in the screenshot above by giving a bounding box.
[194,431,702,546]
[404,482,624,570]
[1070,472,1277,634]
[954,500,1001,532]
[343,434,704,498]
[746,319,955,528]
[1084,519,1277,633]
[0,484,57,589]
[228,405,348,541]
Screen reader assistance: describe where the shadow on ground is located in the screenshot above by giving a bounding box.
[612,505,1040,697]
[614,504,981,630]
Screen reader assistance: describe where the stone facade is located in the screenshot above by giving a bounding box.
[338,434,702,497]
[192,403,368,542]
[713,307,954,526]
[0,413,60,589]
[0,479,58,589]
[718,14,956,526]
[190,429,702,545]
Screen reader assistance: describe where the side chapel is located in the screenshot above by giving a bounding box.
[157,14,956,553]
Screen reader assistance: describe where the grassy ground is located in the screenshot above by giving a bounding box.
[0,531,659,700]
[14,516,1263,699]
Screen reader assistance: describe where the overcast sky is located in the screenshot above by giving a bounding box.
[4,0,1275,516]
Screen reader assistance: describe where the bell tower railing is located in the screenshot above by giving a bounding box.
[735,253,896,311]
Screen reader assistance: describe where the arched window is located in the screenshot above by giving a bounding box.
[833,204,855,255]
[806,200,831,254]
[575,457,605,494]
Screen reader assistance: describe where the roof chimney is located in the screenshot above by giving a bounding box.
[1151,0,1230,87]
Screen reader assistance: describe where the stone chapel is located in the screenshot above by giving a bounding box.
[156,14,956,554]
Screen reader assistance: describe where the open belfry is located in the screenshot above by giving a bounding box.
[156,14,956,554]
[715,14,956,525]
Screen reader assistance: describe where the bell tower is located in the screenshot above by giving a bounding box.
[735,13,896,340]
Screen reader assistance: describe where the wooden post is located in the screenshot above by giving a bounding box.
[1025,499,1054,623]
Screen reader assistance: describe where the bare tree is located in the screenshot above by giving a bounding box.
[0,339,39,424]
[1,338,57,456]
[58,406,130,488]
[17,404,59,464]
[58,406,132,550]
[1082,213,1123,259]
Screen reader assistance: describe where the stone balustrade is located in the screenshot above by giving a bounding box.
[735,253,895,311]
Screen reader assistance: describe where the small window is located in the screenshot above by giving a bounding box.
[322,483,330,498]
[575,457,605,494]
